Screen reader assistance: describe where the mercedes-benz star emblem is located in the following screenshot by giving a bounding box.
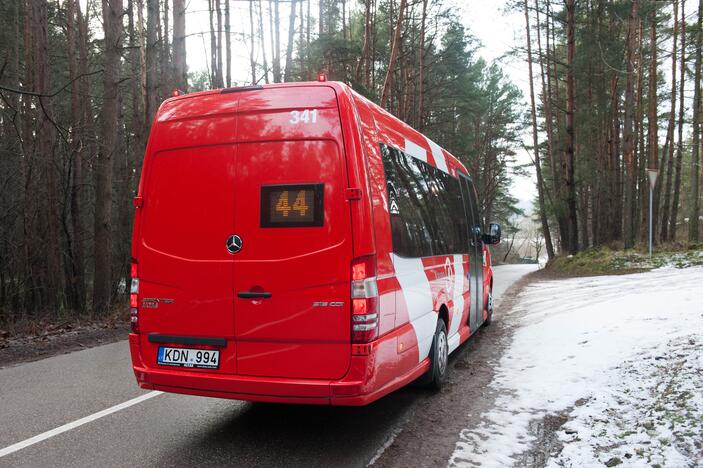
[226,234,243,254]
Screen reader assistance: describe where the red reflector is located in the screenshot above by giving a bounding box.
[351,255,375,281]
[353,298,368,314]
[351,255,378,343]
[130,293,138,308]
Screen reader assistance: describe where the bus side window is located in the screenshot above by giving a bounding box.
[381,142,470,257]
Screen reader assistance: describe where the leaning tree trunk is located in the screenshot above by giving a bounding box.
[380,0,407,109]
[355,0,372,84]
[524,0,555,259]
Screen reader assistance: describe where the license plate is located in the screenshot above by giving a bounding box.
[157,346,220,369]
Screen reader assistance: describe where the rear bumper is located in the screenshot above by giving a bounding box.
[129,334,427,406]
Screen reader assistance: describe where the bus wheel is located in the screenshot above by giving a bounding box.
[483,289,494,326]
[418,319,448,391]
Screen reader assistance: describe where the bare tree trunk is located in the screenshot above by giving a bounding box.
[380,0,407,108]
[208,0,217,86]
[147,0,160,124]
[670,0,686,240]
[215,0,224,87]
[689,0,703,241]
[563,0,578,253]
[355,0,371,84]
[130,0,146,167]
[371,0,377,89]
[299,0,304,78]
[306,0,311,78]
[318,0,323,36]
[269,1,276,80]
[645,5,658,243]
[94,0,124,314]
[162,0,170,94]
[525,0,555,260]
[173,0,187,91]
[258,0,269,83]
[273,0,281,82]
[249,0,256,83]
[33,0,62,310]
[623,0,639,249]
[546,2,566,250]
[66,0,86,312]
[660,0,679,242]
[284,0,298,81]
[127,0,146,257]
[225,0,231,87]
[536,0,559,214]
[635,18,645,244]
[22,0,38,311]
[417,0,427,130]
[78,0,95,310]
[342,0,347,41]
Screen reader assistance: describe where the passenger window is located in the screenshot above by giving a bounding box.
[381,143,469,257]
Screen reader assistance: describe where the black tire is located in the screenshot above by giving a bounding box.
[417,319,449,391]
[483,288,494,326]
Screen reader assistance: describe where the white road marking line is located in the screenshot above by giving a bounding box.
[0,391,162,458]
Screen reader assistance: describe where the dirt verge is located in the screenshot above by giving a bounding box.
[0,321,129,369]
[370,270,542,467]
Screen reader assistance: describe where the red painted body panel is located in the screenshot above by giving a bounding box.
[130,81,494,406]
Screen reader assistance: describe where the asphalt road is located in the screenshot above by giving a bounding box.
[0,264,536,468]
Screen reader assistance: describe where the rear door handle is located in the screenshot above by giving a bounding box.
[237,291,272,299]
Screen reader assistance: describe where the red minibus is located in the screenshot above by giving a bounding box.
[129,80,501,406]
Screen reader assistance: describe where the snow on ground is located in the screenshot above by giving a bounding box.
[449,266,703,468]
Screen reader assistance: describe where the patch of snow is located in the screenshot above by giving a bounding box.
[549,336,702,467]
[449,267,703,467]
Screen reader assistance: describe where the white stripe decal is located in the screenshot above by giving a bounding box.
[392,254,436,362]
[448,254,465,339]
[0,391,162,458]
[447,333,461,354]
[404,138,427,162]
[426,138,449,173]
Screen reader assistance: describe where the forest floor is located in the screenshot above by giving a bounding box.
[448,264,703,467]
[0,312,128,369]
[545,245,703,277]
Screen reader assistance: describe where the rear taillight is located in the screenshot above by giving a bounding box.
[130,260,139,333]
[351,255,379,343]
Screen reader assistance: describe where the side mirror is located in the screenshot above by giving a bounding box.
[482,223,501,245]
